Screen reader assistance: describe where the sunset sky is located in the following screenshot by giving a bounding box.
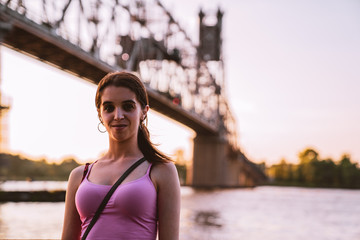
[1,0,359,165]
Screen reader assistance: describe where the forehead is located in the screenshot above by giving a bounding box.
[101,86,138,103]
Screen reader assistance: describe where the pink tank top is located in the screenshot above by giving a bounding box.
[75,162,157,240]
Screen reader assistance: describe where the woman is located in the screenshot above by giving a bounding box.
[62,72,181,240]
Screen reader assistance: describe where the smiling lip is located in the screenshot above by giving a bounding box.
[111,124,127,129]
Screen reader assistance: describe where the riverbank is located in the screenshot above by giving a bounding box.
[0,180,67,202]
[0,190,65,202]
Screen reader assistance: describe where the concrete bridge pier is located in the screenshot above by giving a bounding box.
[192,134,267,188]
[192,134,226,188]
[192,134,240,188]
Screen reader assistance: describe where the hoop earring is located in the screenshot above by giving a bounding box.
[97,122,107,133]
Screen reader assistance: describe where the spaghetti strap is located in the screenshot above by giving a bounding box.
[81,161,97,183]
[81,163,90,183]
[146,163,153,175]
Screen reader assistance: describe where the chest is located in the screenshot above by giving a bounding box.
[76,175,157,219]
[88,161,151,186]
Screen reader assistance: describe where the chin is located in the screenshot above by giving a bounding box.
[111,133,136,143]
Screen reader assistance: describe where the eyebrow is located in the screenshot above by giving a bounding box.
[122,100,136,105]
[102,99,136,105]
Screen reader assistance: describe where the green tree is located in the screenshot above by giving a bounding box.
[313,159,337,187]
[266,148,360,188]
[298,148,319,184]
[0,153,80,181]
[274,159,288,181]
[338,154,360,188]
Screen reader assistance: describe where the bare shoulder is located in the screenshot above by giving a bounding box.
[151,162,178,178]
[150,162,179,190]
[67,165,87,189]
[70,165,86,180]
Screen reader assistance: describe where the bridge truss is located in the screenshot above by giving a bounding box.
[0,0,239,151]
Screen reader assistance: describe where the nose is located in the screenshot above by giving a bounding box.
[114,107,124,120]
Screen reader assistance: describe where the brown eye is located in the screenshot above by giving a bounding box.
[104,105,114,113]
[123,103,135,112]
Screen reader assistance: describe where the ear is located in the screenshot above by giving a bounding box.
[142,105,149,121]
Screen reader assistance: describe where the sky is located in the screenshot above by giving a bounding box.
[1,0,360,165]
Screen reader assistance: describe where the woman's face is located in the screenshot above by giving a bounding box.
[99,85,148,143]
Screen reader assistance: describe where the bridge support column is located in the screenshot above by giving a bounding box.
[192,134,238,187]
[192,134,225,187]
[192,134,265,188]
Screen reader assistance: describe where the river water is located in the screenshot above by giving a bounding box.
[0,182,359,239]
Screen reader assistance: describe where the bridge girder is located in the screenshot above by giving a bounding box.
[0,4,218,134]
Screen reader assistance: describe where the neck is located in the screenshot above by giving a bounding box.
[105,137,143,162]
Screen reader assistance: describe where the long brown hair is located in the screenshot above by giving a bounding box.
[95,71,172,164]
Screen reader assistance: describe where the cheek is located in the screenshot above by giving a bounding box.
[99,111,112,124]
[129,112,142,125]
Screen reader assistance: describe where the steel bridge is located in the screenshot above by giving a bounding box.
[0,0,266,187]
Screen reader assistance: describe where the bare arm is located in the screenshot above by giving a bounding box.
[61,166,84,240]
[152,163,181,240]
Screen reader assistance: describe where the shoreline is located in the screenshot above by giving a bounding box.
[0,190,65,202]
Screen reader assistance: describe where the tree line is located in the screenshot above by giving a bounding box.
[267,148,360,188]
[0,152,188,183]
[2,149,359,188]
[0,153,80,181]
